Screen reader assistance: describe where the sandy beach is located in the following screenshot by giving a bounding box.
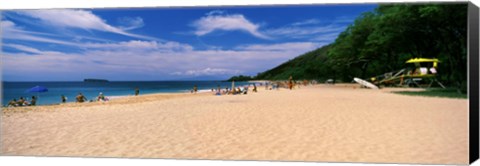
[1,84,468,164]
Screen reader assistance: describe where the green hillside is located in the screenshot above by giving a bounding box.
[229,3,468,92]
[254,44,333,81]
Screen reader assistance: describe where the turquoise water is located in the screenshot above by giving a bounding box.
[2,81,253,106]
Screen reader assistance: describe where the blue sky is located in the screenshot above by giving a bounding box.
[1,4,377,81]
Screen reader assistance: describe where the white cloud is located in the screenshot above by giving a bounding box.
[16,9,157,40]
[171,68,242,76]
[1,20,15,29]
[3,44,43,54]
[2,41,322,80]
[236,42,323,52]
[265,24,345,37]
[262,16,355,42]
[117,17,145,30]
[206,10,225,16]
[1,20,78,46]
[72,35,113,42]
[192,13,271,39]
[82,40,193,52]
[3,44,69,58]
[291,19,321,26]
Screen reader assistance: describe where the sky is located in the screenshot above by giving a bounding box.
[1,4,377,81]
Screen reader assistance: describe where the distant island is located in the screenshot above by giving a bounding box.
[84,78,109,83]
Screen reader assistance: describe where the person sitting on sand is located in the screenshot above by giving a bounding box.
[97,92,106,101]
[7,99,18,107]
[242,86,248,94]
[17,97,26,106]
[76,93,87,103]
[215,88,222,96]
[23,97,30,106]
[30,96,37,106]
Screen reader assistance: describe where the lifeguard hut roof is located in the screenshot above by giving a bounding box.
[406,58,440,63]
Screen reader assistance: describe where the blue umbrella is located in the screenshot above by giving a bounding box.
[26,86,48,93]
[25,86,48,105]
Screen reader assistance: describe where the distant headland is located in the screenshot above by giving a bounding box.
[83,79,109,83]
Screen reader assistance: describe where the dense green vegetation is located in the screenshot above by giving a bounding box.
[227,75,253,82]
[255,45,333,81]
[229,4,468,93]
[393,88,468,99]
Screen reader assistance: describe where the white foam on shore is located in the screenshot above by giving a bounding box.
[104,85,258,100]
[107,89,214,100]
[107,95,131,100]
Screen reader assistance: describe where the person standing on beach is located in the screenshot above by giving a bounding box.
[135,87,140,96]
[61,95,67,103]
[253,84,257,92]
[193,85,198,94]
[288,76,294,90]
[76,93,87,103]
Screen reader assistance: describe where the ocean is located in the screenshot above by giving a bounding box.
[2,81,254,106]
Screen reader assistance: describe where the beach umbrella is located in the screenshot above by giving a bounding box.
[26,85,48,93]
[25,86,48,104]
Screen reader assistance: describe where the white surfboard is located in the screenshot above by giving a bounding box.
[353,77,379,89]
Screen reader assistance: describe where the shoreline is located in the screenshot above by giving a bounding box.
[1,82,265,113]
[2,83,465,113]
[2,81,260,107]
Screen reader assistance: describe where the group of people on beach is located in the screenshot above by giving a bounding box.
[65,87,138,104]
[56,92,109,104]
[187,76,320,97]
[5,80,318,107]
[72,92,109,103]
[220,86,250,95]
[213,80,314,96]
[261,76,317,91]
[6,96,37,107]
[204,84,255,96]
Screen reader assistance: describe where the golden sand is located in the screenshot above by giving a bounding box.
[1,84,468,164]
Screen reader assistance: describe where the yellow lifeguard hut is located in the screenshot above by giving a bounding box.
[368,58,445,88]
